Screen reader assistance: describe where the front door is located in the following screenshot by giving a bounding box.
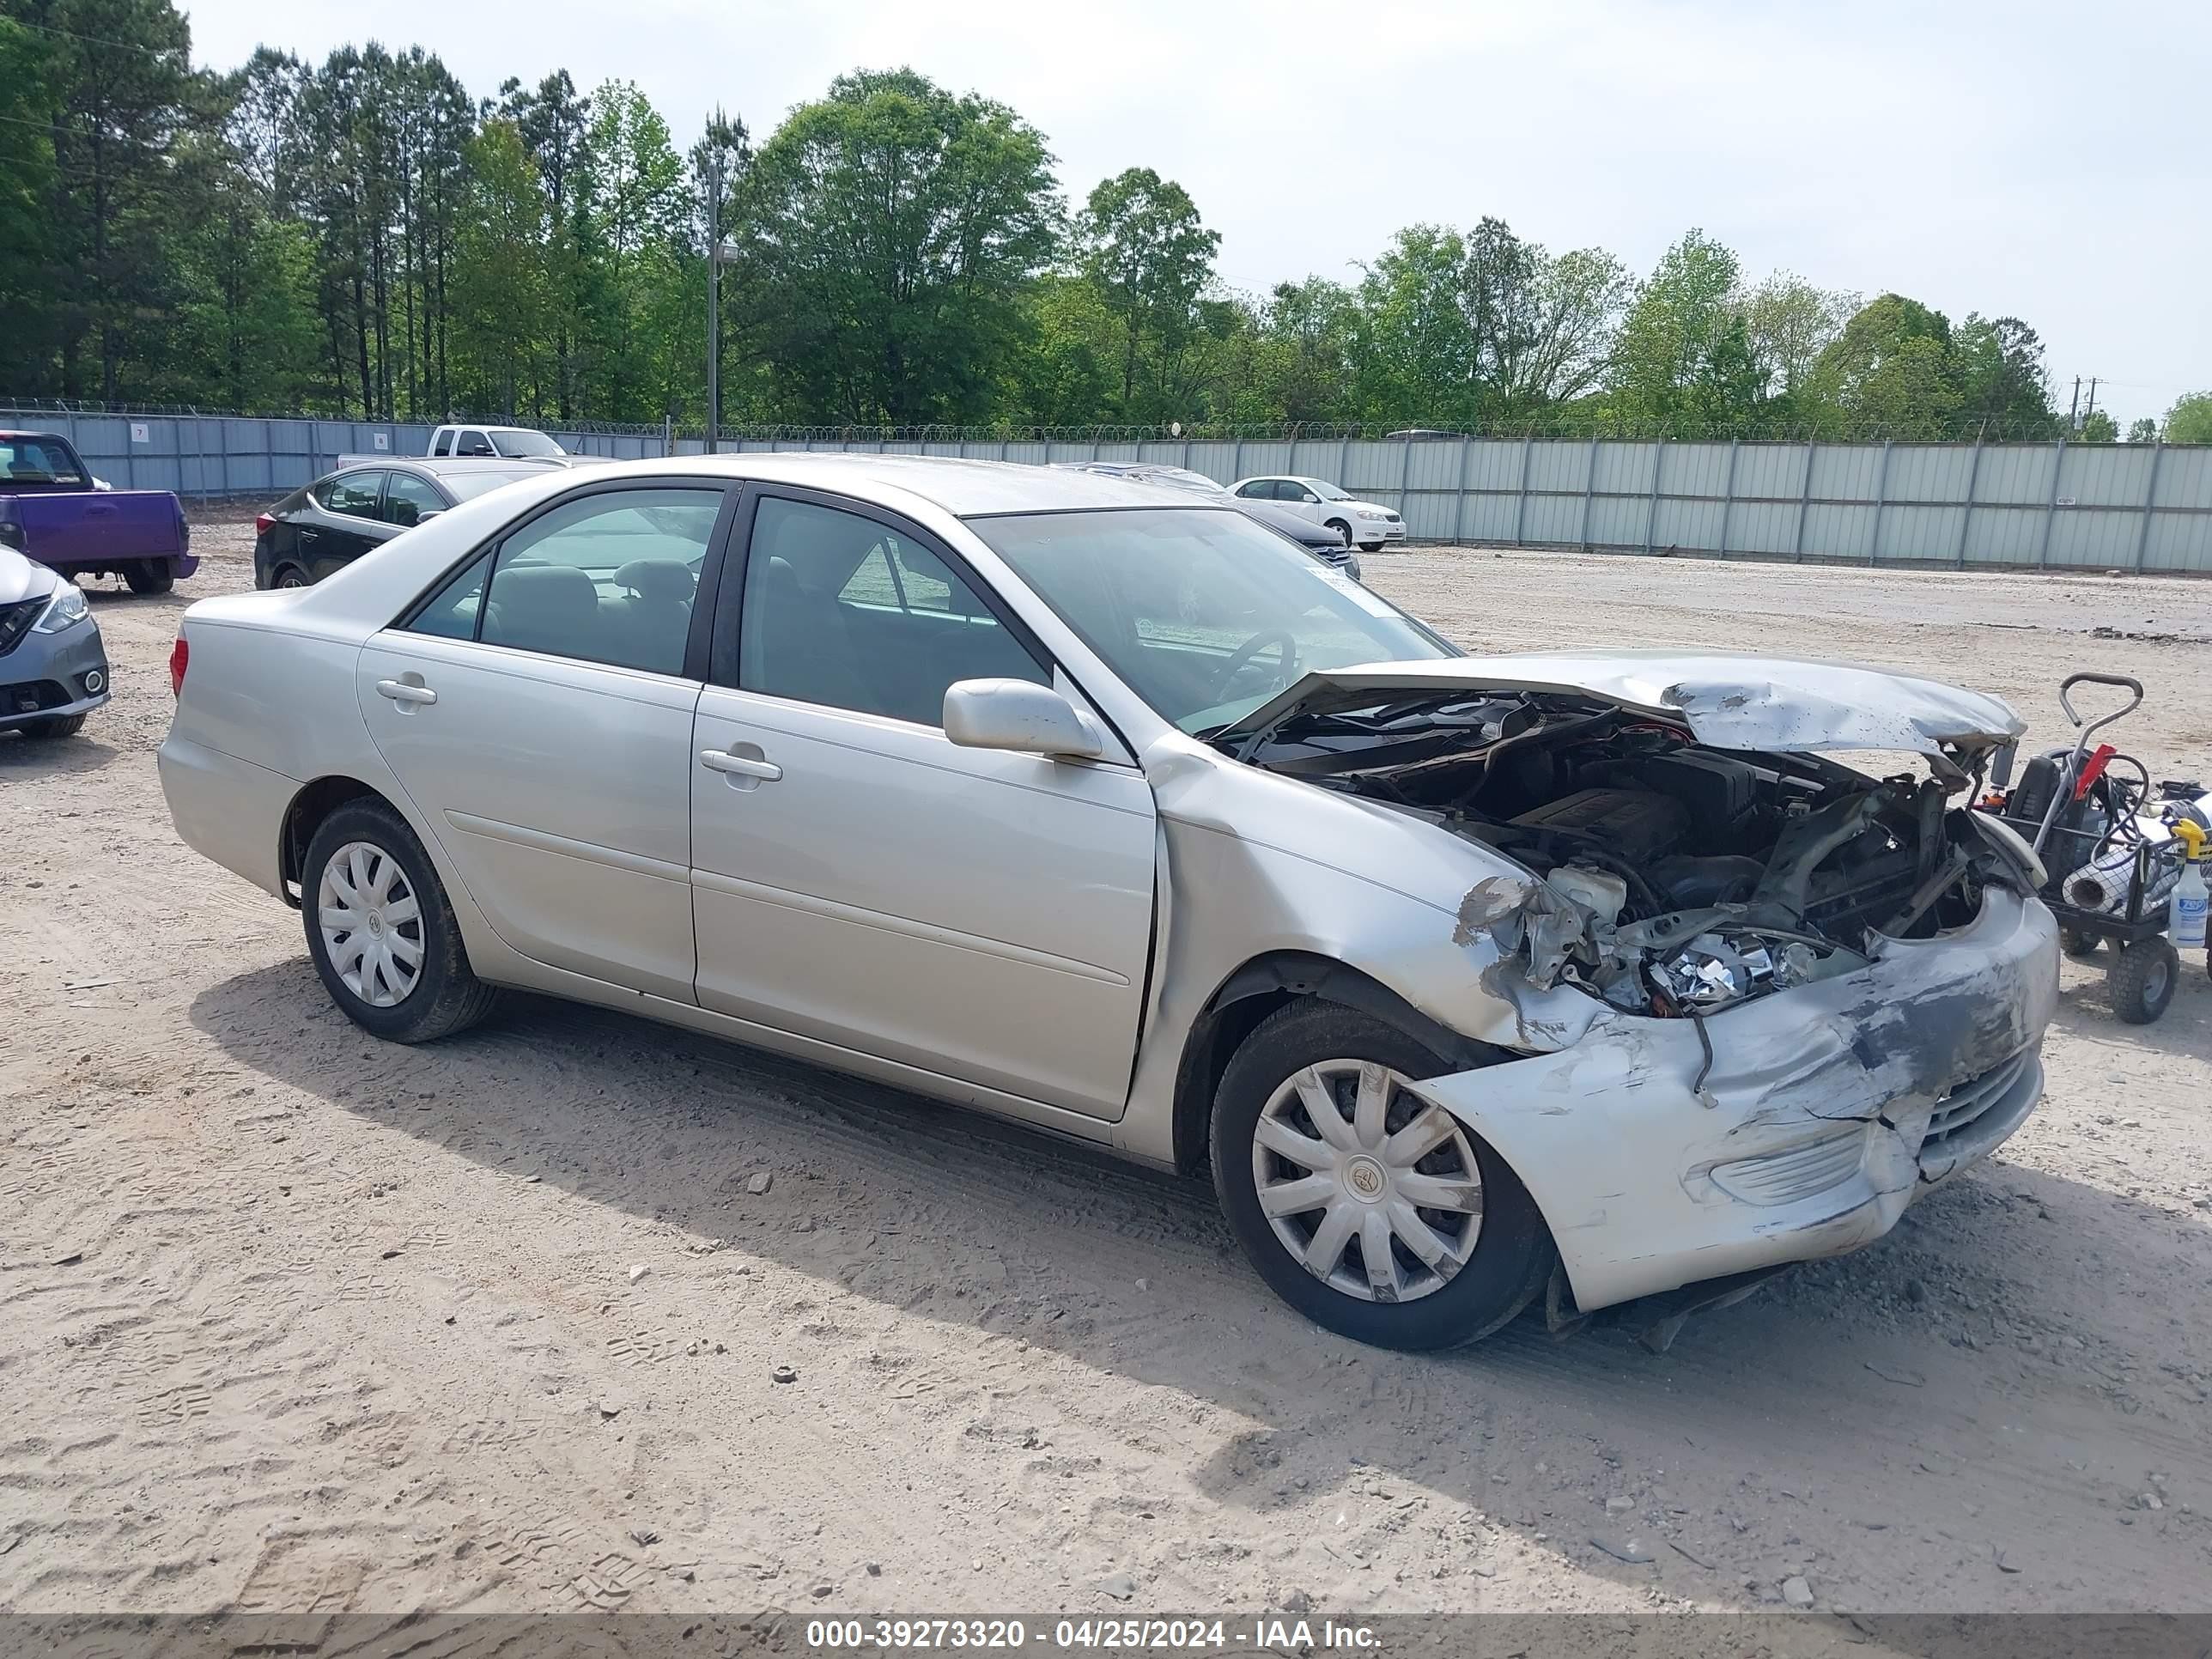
[688,489,1158,1119]
[357,481,734,1002]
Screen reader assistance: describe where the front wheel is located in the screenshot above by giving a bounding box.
[301,799,499,1043]
[1211,1000,1553,1351]
[125,561,174,595]
[2107,937,2178,1024]
[1358,541,1383,555]
[14,712,88,740]
[1325,519,1353,547]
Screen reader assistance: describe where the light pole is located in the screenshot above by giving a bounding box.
[706,152,721,455]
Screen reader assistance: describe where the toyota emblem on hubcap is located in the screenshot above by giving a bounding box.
[1346,1156,1386,1200]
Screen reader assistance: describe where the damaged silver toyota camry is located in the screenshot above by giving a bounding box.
[159,455,2058,1352]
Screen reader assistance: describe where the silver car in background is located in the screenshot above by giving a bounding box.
[1,544,110,738]
[158,454,2057,1350]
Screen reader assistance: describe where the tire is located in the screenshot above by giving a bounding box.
[15,712,88,740]
[272,565,307,590]
[1324,519,1353,547]
[125,561,174,595]
[2107,937,2179,1025]
[301,798,499,1043]
[1211,1000,1553,1351]
[2060,926,2102,959]
[1358,542,1383,555]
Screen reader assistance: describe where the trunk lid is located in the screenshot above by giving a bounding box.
[1218,650,2025,762]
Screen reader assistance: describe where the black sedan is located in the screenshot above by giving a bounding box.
[254,459,546,588]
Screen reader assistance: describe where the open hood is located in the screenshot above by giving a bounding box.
[1219,650,2026,761]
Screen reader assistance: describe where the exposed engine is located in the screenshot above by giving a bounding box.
[1238,691,2035,1016]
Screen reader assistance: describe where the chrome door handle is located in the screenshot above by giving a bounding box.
[699,749,781,781]
[375,679,437,706]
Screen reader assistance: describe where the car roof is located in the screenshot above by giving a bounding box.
[329,457,545,481]
[607,452,1243,517]
[0,429,68,444]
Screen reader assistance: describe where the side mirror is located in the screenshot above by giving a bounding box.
[943,678,1105,760]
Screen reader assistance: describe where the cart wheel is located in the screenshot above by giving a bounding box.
[2060,926,2102,959]
[2107,938,2179,1024]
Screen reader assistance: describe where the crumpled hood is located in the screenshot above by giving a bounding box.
[0,546,58,608]
[1230,649,2027,759]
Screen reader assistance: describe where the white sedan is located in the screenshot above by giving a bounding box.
[1231,475,1407,553]
[158,454,2056,1352]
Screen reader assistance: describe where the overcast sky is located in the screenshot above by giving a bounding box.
[182,0,2208,428]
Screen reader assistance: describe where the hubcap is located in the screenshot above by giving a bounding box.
[1250,1060,1485,1304]
[317,841,424,1007]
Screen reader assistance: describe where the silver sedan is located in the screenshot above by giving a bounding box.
[158,456,2057,1350]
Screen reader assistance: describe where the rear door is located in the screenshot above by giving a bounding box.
[307,471,392,575]
[357,480,736,1001]
[688,487,1158,1118]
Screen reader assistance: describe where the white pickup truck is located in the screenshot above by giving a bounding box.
[427,424,570,461]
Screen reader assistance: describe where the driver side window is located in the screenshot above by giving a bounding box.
[732,495,1047,727]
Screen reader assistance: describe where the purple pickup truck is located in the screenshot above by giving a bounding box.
[0,428,196,594]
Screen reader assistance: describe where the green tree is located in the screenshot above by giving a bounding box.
[580,82,685,421]
[1738,272,1855,409]
[1607,229,1747,434]
[732,68,1060,425]
[1952,313,2057,435]
[1806,293,1961,437]
[2163,393,2212,446]
[1347,224,1479,427]
[28,0,202,399]
[2127,417,2158,444]
[1073,167,1220,419]
[0,13,59,392]
[2075,409,2118,443]
[451,119,552,416]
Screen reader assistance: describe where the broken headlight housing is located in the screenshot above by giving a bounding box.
[1650,933,1820,1012]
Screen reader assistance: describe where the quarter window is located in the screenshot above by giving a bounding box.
[320,471,385,519]
[734,495,1045,726]
[477,488,720,675]
[408,551,492,640]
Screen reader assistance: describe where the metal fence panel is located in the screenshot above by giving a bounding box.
[8,404,2209,574]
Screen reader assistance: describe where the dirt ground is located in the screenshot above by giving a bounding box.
[3,517,2210,1621]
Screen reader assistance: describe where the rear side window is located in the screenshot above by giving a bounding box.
[319,471,385,518]
[476,488,720,674]
[432,430,453,457]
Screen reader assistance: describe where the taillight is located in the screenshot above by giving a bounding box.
[254,513,275,537]
[169,635,188,697]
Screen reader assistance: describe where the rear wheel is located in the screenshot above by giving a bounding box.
[2107,937,2178,1024]
[2060,926,2102,959]
[301,799,498,1043]
[15,712,88,740]
[125,560,174,595]
[1211,1000,1552,1351]
[272,565,307,589]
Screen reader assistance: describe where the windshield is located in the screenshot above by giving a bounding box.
[494,429,565,458]
[1307,480,1352,501]
[970,507,1455,735]
[444,468,546,501]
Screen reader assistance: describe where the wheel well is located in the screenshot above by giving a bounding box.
[1170,951,1494,1176]
[278,776,391,907]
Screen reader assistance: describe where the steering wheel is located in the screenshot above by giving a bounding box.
[1212,627,1302,697]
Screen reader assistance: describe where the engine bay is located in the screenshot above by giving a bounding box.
[1233,690,2034,1016]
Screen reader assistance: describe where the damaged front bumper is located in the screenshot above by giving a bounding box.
[1409,887,2059,1313]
